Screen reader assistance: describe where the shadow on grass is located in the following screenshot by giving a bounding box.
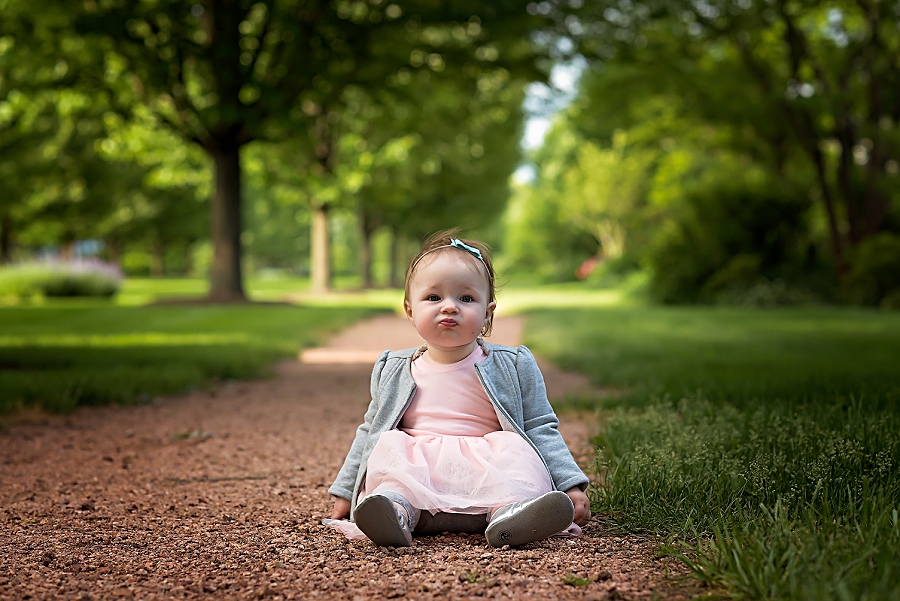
[0,303,379,416]
[0,344,289,414]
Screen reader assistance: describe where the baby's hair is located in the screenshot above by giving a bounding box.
[405,228,496,337]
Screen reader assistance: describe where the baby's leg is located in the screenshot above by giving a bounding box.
[414,511,489,535]
[377,491,421,531]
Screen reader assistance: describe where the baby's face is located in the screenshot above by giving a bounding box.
[404,251,495,364]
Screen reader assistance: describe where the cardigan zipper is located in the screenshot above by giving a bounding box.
[473,363,557,490]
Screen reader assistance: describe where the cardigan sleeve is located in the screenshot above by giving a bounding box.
[515,345,590,493]
[327,350,390,500]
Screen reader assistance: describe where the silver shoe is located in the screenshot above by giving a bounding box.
[354,494,413,547]
[485,491,574,548]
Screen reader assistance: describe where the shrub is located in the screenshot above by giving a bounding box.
[0,260,121,300]
[648,171,813,304]
[843,233,900,307]
[121,251,153,276]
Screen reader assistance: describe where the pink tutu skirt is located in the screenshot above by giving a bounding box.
[365,429,554,514]
[326,429,563,541]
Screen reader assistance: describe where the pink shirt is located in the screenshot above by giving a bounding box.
[399,346,502,437]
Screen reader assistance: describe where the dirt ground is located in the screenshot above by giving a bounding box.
[1,315,703,600]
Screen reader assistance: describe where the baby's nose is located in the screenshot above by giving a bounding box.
[440,300,459,312]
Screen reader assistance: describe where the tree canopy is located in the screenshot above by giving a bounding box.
[60,0,548,298]
[502,0,900,305]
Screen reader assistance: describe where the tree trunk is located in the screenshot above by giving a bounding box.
[389,228,402,289]
[836,118,859,245]
[151,239,165,277]
[0,213,11,264]
[182,242,195,276]
[60,241,74,261]
[388,228,407,288]
[105,238,121,269]
[209,146,246,302]
[808,145,846,272]
[310,204,330,294]
[360,221,373,289]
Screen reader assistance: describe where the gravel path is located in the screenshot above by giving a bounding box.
[1,315,700,600]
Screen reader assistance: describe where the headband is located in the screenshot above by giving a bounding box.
[409,238,491,280]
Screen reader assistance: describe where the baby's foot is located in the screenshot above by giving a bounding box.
[485,491,574,548]
[354,494,413,547]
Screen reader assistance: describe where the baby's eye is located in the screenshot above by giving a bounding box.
[426,294,440,301]
[460,295,475,303]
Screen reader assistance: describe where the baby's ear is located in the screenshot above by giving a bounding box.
[485,301,496,319]
[404,299,414,321]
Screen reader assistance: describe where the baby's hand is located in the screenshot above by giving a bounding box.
[565,487,591,526]
[330,496,351,520]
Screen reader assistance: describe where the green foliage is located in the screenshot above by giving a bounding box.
[569,0,900,286]
[53,0,551,297]
[504,80,825,296]
[526,306,900,600]
[501,122,611,283]
[647,166,817,304]
[242,61,528,284]
[0,304,373,414]
[560,130,654,260]
[356,70,527,245]
[0,261,120,299]
[844,233,900,307]
[505,0,900,300]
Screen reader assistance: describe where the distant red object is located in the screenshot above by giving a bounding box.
[575,255,602,280]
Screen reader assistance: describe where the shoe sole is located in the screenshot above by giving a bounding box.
[354,495,412,547]
[485,491,574,548]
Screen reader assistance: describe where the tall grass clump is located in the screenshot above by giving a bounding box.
[526,306,900,600]
[594,397,900,600]
[0,260,121,300]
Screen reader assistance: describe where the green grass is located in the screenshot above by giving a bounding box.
[0,303,375,415]
[524,306,900,601]
[113,277,631,312]
[526,306,900,407]
[0,275,632,418]
[113,275,401,306]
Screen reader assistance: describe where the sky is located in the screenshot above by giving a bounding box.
[515,57,587,182]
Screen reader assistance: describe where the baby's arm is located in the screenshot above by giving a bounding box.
[326,351,390,511]
[515,346,592,505]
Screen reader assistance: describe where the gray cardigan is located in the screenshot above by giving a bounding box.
[328,341,590,516]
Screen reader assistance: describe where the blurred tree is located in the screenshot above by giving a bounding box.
[242,142,312,274]
[648,160,813,303]
[60,0,546,299]
[501,120,599,282]
[505,65,818,293]
[97,107,210,274]
[570,0,900,273]
[0,0,87,261]
[349,63,527,288]
[560,130,653,259]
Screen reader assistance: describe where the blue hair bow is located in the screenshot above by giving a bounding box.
[450,238,483,260]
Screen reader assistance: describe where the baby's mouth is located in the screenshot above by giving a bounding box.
[439,319,458,327]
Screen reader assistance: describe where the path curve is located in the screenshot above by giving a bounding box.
[0,315,698,600]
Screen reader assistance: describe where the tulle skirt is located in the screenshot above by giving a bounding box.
[366,429,554,513]
[326,429,556,540]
